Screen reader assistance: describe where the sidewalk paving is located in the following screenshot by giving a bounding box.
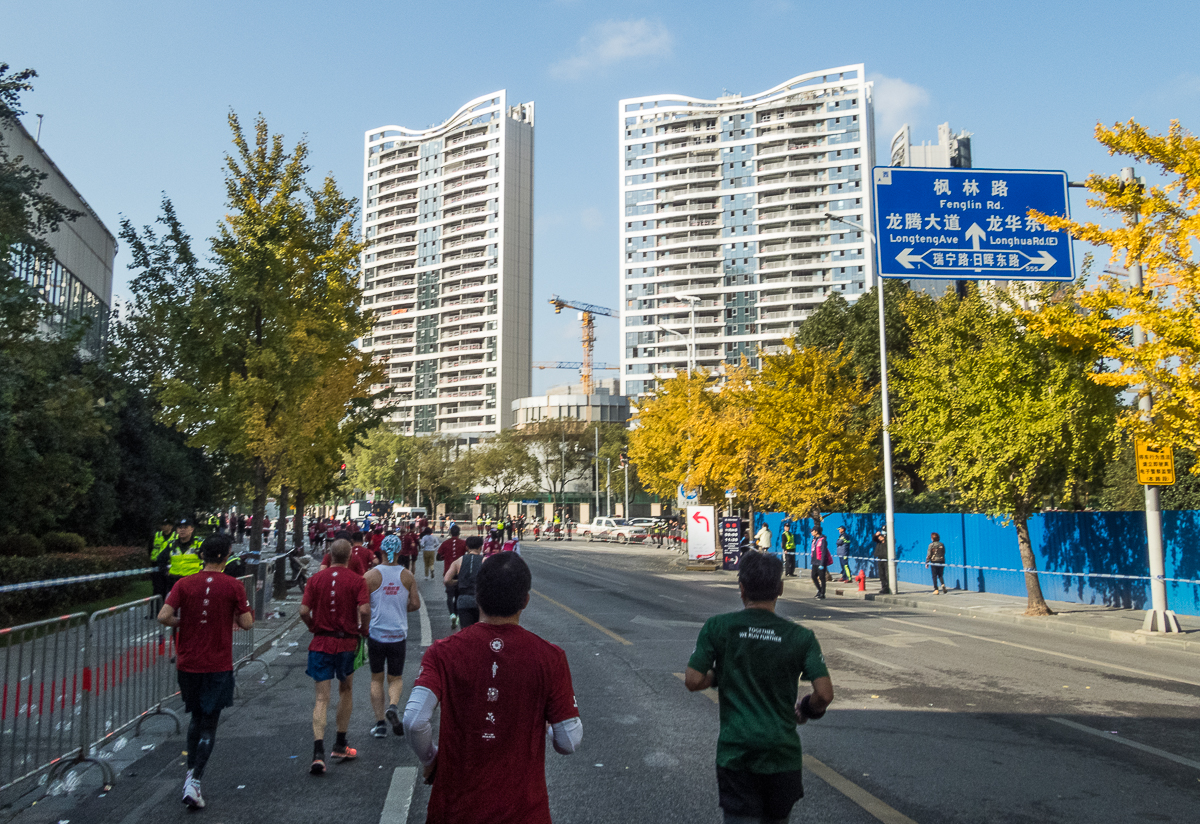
[816,574,1200,655]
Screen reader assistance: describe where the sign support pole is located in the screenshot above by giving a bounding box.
[1124,168,1180,633]
[829,212,897,592]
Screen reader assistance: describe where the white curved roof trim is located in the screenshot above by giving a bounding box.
[620,64,865,114]
[365,90,506,145]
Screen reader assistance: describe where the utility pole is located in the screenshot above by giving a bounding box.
[606,458,612,517]
[416,470,421,510]
[623,455,630,519]
[594,426,600,520]
[1122,167,1181,633]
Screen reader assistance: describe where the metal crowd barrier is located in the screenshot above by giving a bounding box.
[83,597,180,759]
[0,613,99,794]
[0,566,280,799]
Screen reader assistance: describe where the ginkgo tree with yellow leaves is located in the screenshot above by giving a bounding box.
[1028,119,1200,458]
[628,346,879,520]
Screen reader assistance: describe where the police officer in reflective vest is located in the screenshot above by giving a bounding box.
[782,530,797,577]
[168,518,205,590]
[150,518,176,602]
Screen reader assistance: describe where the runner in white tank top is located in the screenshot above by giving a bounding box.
[363,536,420,737]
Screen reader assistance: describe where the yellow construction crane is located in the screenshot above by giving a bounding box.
[547,295,616,396]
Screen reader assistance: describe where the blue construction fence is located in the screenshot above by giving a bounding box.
[751,510,1200,617]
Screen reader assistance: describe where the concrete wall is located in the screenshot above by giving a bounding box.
[1,119,115,308]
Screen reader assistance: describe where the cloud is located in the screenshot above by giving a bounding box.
[550,19,673,80]
[869,73,931,137]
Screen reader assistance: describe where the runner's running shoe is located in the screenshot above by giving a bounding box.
[182,772,205,809]
[331,745,358,760]
[386,704,404,736]
[371,720,388,738]
[310,757,326,775]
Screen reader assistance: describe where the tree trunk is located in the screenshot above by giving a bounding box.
[293,488,306,553]
[274,484,289,597]
[276,485,290,554]
[250,459,267,556]
[1014,511,1053,616]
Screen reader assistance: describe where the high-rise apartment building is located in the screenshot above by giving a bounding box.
[361,91,534,437]
[618,65,875,397]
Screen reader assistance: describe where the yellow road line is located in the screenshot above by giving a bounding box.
[672,671,719,703]
[671,673,918,823]
[531,589,633,646]
[803,755,921,824]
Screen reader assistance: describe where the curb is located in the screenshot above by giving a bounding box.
[829,586,1200,655]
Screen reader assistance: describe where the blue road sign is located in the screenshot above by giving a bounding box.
[871,167,1074,281]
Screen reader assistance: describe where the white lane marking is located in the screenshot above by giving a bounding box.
[379,766,419,824]
[834,648,909,671]
[631,615,705,629]
[418,587,432,648]
[1049,717,1200,771]
[524,554,627,587]
[821,604,1200,689]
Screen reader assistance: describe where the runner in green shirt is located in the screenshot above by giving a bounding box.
[685,550,834,823]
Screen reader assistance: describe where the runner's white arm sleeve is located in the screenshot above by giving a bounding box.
[548,717,583,754]
[403,686,439,765]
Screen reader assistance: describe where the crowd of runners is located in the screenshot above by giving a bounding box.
[151,504,834,823]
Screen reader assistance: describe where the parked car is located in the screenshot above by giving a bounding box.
[576,517,649,543]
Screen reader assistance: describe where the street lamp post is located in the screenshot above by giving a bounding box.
[1120,167,1180,633]
[656,325,693,378]
[825,211,897,592]
[606,458,612,517]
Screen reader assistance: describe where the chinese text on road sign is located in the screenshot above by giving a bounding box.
[872,167,1074,281]
[1135,439,1175,486]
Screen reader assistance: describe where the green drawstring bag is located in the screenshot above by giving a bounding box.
[353,635,368,671]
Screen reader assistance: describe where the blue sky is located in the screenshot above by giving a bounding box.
[5,0,1198,392]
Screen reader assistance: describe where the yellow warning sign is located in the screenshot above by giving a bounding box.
[1135,439,1175,486]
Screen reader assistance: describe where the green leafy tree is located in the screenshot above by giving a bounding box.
[467,429,538,511]
[894,285,1119,615]
[517,419,595,509]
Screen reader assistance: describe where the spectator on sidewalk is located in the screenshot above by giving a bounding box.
[685,550,833,824]
[810,527,832,600]
[927,532,947,594]
[404,553,582,824]
[835,526,853,583]
[755,521,773,553]
[437,525,467,629]
[364,536,421,738]
[782,529,797,577]
[873,527,890,594]
[157,534,254,810]
[301,539,370,775]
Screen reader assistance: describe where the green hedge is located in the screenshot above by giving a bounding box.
[0,533,44,558]
[42,532,87,554]
[0,546,146,626]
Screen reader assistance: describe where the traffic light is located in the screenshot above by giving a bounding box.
[339,462,347,480]
[474,494,481,503]
[619,451,628,468]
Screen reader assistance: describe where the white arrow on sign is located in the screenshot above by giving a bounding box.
[965,223,986,250]
[895,248,925,269]
[1033,251,1056,271]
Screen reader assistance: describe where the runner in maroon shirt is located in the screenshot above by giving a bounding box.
[400,525,420,571]
[320,532,372,574]
[158,534,253,810]
[436,525,467,628]
[404,553,581,824]
[301,539,370,775]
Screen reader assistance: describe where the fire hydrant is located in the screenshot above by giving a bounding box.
[855,569,866,592]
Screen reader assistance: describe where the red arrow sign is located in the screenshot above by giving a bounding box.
[692,511,710,532]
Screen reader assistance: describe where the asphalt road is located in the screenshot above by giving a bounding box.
[26,540,1200,824]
